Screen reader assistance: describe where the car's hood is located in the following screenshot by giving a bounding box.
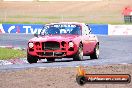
[29,34,79,42]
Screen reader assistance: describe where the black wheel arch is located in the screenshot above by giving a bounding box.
[80,41,83,47]
[97,42,99,46]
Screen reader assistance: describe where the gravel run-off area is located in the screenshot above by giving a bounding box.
[0,64,132,88]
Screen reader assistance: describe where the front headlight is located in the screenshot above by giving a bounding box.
[69,42,74,47]
[28,42,34,48]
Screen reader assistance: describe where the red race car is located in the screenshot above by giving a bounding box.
[27,22,99,63]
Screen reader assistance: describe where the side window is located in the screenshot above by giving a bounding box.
[82,25,86,35]
[87,25,91,34]
[82,24,90,35]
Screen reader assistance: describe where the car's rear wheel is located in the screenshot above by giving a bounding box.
[47,58,55,62]
[90,44,99,59]
[27,54,38,64]
[73,44,83,61]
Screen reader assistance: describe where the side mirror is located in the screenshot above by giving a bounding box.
[34,33,38,37]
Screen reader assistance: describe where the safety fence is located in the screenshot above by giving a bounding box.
[0,24,132,35]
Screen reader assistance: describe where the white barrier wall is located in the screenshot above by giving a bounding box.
[1,23,132,35]
[108,25,132,35]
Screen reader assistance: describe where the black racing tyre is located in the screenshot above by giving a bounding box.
[47,58,55,62]
[73,44,83,61]
[27,54,38,64]
[90,44,99,59]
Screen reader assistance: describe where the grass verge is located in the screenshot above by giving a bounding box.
[0,48,26,60]
[1,21,131,25]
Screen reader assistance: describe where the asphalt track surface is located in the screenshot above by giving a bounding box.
[0,34,132,71]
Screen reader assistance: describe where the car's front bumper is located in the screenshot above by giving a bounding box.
[28,48,78,58]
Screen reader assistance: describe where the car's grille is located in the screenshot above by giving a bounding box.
[37,52,66,56]
[42,42,60,50]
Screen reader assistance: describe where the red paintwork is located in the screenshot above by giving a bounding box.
[27,22,98,59]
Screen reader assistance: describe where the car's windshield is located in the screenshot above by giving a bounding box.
[40,24,81,35]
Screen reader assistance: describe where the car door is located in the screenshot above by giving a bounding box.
[82,24,91,55]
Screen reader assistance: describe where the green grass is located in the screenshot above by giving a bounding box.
[1,21,132,25]
[1,17,132,25]
[0,48,26,60]
[1,14,132,24]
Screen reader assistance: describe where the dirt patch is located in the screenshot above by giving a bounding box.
[0,0,132,23]
[0,64,132,88]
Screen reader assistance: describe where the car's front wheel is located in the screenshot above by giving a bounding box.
[73,44,83,61]
[27,54,38,64]
[90,44,99,59]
